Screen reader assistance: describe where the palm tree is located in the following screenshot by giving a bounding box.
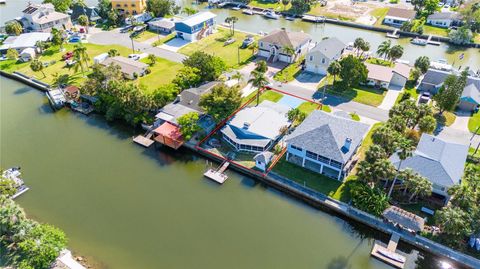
[249,42,258,55]
[376,40,391,61]
[254,60,268,73]
[388,45,404,63]
[400,168,416,196]
[148,54,156,66]
[5,21,22,36]
[51,28,65,50]
[35,41,47,54]
[353,37,365,57]
[230,16,238,35]
[360,41,370,59]
[282,45,296,62]
[183,7,197,16]
[387,138,414,198]
[327,60,341,84]
[108,49,119,57]
[232,71,242,83]
[30,59,45,78]
[73,43,90,72]
[408,174,433,202]
[435,207,471,239]
[248,70,269,105]
[78,14,89,34]
[52,73,71,87]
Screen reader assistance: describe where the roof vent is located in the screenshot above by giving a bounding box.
[175,94,182,103]
[243,122,250,129]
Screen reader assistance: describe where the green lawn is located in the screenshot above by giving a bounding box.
[434,111,456,127]
[179,28,257,68]
[151,33,176,47]
[297,101,320,115]
[395,84,420,105]
[371,7,389,27]
[244,90,284,105]
[468,111,480,133]
[327,86,386,107]
[249,0,289,10]
[366,58,393,67]
[272,157,343,197]
[352,122,383,173]
[133,30,160,42]
[273,57,304,82]
[469,147,480,158]
[423,25,450,37]
[138,56,182,92]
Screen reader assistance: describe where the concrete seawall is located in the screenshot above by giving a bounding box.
[0,70,50,91]
[187,142,480,269]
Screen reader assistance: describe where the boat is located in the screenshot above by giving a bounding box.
[263,10,279,19]
[411,37,427,46]
[377,249,406,264]
[242,9,253,15]
[285,16,296,21]
[231,4,241,10]
[0,0,6,4]
[46,89,66,110]
[386,30,399,39]
[2,167,30,199]
[224,37,236,46]
[241,35,255,48]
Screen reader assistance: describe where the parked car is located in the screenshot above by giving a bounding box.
[69,36,81,43]
[120,25,133,33]
[419,91,431,104]
[128,54,141,61]
[79,27,85,33]
[241,35,255,48]
[62,52,73,60]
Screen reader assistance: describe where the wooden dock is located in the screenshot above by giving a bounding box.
[386,29,400,39]
[203,161,230,184]
[427,35,441,46]
[371,233,406,269]
[133,135,155,147]
[302,14,325,23]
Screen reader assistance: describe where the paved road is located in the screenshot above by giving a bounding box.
[88,29,186,63]
[270,81,389,122]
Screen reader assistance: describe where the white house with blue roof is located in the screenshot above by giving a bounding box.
[174,11,216,42]
[390,134,468,204]
[285,111,370,180]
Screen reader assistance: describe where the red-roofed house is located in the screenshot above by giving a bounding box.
[365,63,411,89]
[153,122,184,149]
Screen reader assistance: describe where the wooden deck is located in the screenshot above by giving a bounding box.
[203,161,230,184]
[371,233,405,269]
[133,135,155,147]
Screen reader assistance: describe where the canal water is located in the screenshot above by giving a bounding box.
[1,0,479,70]
[1,77,460,268]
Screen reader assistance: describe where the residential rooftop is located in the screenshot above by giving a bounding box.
[259,29,312,48]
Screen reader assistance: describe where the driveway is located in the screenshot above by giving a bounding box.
[88,29,186,63]
[378,85,402,110]
[288,71,324,91]
[449,111,471,132]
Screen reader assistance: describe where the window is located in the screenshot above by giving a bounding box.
[330,160,343,169]
[124,4,128,7]
[259,42,263,48]
[321,58,326,64]
[131,3,136,7]
[116,4,121,7]
[309,55,313,61]
[306,150,318,160]
[318,155,330,164]
[291,145,302,151]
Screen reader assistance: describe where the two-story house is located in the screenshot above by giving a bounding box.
[20,3,72,32]
[174,12,216,42]
[111,0,146,16]
[304,37,345,75]
[285,111,370,180]
[257,29,312,63]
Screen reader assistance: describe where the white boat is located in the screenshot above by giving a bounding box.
[2,167,30,199]
[411,37,427,46]
[285,16,295,21]
[476,238,480,251]
[242,9,253,15]
[46,89,66,110]
[231,6,241,11]
[263,10,279,19]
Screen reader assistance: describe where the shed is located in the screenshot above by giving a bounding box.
[254,151,274,171]
[153,122,184,149]
[382,206,425,233]
[94,53,109,64]
[19,48,36,62]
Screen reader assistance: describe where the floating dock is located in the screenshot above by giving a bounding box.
[203,161,230,184]
[386,29,399,39]
[371,233,406,269]
[302,15,325,23]
[427,35,441,46]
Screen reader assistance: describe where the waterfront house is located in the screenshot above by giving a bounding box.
[148,18,175,34]
[152,122,184,150]
[221,100,290,153]
[125,12,152,24]
[155,82,219,126]
[70,4,101,23]
[100,56,148,80]
[365,62,411,89]
[20,3,72,32]
[419,69,480,111]
[285,111,369,180]
[257,29,312,63]
[111,0,146,16]
[254,151,274,172]
[174,11,216,42]
[0,32,51,53]
[426,12,461,28]
[304,37,345,75]
[383,8,416,27]
[389,134,468,205]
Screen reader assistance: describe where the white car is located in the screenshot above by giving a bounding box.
[444,4,450,9]
[128,54,141,61]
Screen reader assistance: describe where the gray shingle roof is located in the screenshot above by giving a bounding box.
[309,37,345,59]
[386,7,416,20]
[285,111,370,163]
[390,134,468,188]
[421,69,451,86]
[259,29,311,48]
[427,12,459,20]
[254,151,274,164]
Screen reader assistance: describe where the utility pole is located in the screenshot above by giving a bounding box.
[130,36,135,54]
[237,45,240,65]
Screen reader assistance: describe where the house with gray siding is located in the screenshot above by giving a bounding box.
[390,134,468,204]
[257,29,312,63]
[174,11,216,42]
[285,111,370,180]
[426,12,461,28]
[305,37,345,75]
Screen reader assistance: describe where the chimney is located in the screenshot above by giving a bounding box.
[343,138,352,152]
[243,122,250,129]
[175,94,182,103]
